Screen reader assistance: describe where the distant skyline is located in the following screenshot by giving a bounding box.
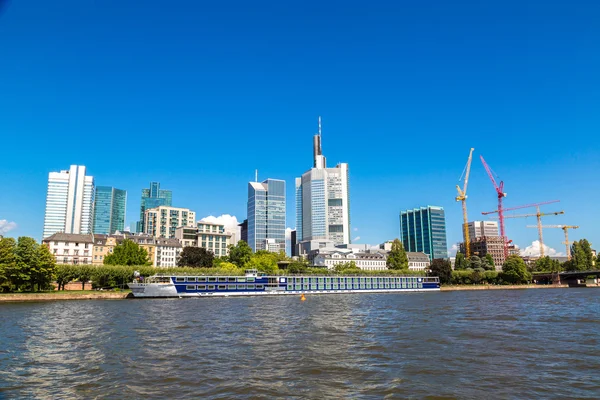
[1,0,599,256]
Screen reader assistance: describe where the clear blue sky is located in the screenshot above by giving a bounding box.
[1,0,599,256]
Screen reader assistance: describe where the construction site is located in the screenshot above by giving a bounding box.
[455,149,581,270]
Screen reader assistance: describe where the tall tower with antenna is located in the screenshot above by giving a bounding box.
[296,117,351,254]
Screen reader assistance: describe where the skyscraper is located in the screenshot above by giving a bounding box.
[43,165,95,238]
[247,179,286,253]
[399,206,448,260]
[296,118,351,248]
[136,182,172,233]
[93,186,127,234]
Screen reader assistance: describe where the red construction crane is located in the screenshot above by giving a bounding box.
[483,200,561,258]
[480,156,508,258]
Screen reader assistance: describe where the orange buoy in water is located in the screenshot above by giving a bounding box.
[300,293,306,301]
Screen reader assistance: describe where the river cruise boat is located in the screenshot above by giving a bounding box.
[128,269,440,298]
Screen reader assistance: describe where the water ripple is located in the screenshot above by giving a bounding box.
[0,289,599,398]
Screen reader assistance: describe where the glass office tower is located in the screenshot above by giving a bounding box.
[93,186,127,234]
[247,179,286,252]
[136,182,172,233]
[400,206,448,260]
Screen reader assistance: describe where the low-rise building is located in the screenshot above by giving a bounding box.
[407,252,431,271]
[92,232,157,266]
[155,238,182,268]
[144,206,196,239]
[313,250,387,271]
[43,233,94,265]
[174,222,232,257]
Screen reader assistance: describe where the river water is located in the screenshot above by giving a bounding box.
[1,288,599,399]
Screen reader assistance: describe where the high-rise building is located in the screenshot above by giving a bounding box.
[239,219,248,243]
[93,186,127,234]
[399,206,448,260]
[144,206,195,239]
[43,165,95,239]
[247,179,286,252]
[136,182,172,233]
[467,220,499,239]
[296,118,351,251]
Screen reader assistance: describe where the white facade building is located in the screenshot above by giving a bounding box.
[42,232,94,265]
[467,221,499,239]
[196,222,232,257]
[313,251,387,271]
[43,165,95,239]
[296,118,351,248]
[174,222,233,257]
[144,206,196,239]
[407,252,431,271]
[155,238,182,268]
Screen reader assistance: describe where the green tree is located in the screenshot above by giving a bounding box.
[76,265,95,290]
[430,258,452,284]
[55,264,76,291]
[34,245,56,290]
[333,261,361,273]
[569,239,594,271]
[0,237,17,292]
[216,261,242,274]
[501,255,531,284]
[15,237,39,291]
[246,251,278,274]
[454,252,467,270]
[534,256,562,273]
[467,255,482,270]
[104,239,150,266]
[485,254,495,270]
[177,247,214,267]
[227,240,252,269]
[288,260,309,274]
[386,239,408,270]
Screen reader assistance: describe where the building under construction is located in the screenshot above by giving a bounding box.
[460,236,519,270]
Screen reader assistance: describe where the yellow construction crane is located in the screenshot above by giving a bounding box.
[500,209,564,257]
[526,225,579,260]
[456,148,474,257]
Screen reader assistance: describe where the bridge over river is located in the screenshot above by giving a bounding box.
[533,270,600,286]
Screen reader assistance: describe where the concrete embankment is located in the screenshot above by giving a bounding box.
[441,284,569,291]
[0,292,131,302]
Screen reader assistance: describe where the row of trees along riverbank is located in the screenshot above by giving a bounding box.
[2,236,595,292]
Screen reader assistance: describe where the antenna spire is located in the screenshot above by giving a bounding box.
[255,169,258,182]
[318,116,322,136]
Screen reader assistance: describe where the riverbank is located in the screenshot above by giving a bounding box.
[441,284,570,291]
[0,291,131,302]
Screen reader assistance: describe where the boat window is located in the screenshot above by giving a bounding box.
[218,285,226,290]
[175,277,185,282]
[186,285,196,290]
[228,285,237,290]
[256,285,264,289]
[197,285,206,290]
[208,277,217,282]
[247,284,255,289]
[208,285,215,290]
[187,277,197,282]
[218,277,227,282]
[198,277,207,282]
[247,277,255,282]
[237,277,246,282]
[228,277,236,282]
[238,284,246,290]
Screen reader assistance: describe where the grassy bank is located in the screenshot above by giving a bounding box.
[441,284,568,291]
[0,290,131,302]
